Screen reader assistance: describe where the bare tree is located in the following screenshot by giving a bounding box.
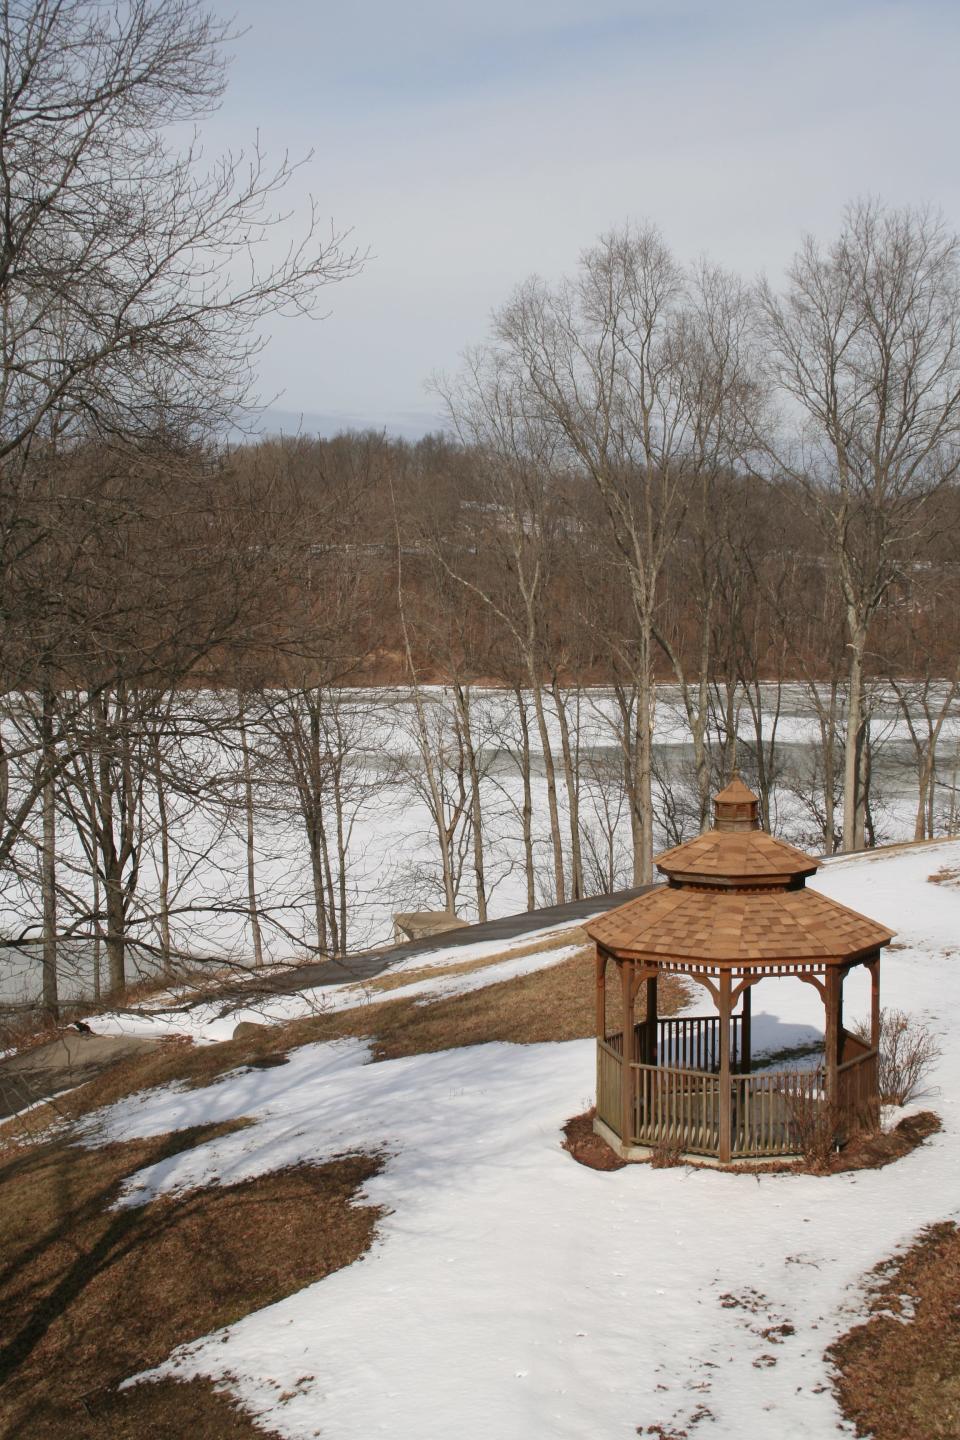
[492,226,716,881]
[0,0,361,457]
[0,0,361,896]
[435,355,571,903]
[759,201,960,850]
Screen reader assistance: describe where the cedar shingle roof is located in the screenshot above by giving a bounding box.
[585,885,893,966]
[655,830,819,886]
[586,775,894,967]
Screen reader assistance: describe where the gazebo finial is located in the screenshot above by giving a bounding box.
[713,772,760,832]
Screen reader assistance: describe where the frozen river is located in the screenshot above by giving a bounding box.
[2,683,957,1012]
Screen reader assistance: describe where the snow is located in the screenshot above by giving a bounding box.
[84,917,598,1045]
[78,840,960,1439]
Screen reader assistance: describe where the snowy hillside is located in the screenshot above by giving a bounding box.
[78,840,960,1440]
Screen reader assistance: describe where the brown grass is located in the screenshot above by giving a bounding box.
[0,1124,382,1438]
[829,1220,960,1440]
[365,928,589,993]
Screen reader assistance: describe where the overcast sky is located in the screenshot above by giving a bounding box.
[208,0,960,439]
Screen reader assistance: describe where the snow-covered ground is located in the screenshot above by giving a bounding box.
[73,840,960,1439]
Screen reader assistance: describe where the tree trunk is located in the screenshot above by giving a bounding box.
[915,753,933,842]
[516,687,536,912]
[843,624,867,851]
[238,705,264,967]
[823,680,838,853]
[551,677,583,899]
[453,683,487,922]
[612,681,644,885]
[153,738,172,976]
[104,855,126,997]
[636,626,655,885]
[92,859,102,1003]
[41,683,58,1020]
[333,762,350,955]
[529,672,565,904]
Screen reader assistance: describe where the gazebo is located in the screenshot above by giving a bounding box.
[585,778,894,1163]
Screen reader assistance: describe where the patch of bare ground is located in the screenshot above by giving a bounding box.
[829,1220,960,1440]
[928,863,960,886]
[561,1110,941,1175]
[562,1108,627,1170]
[0,1123,382,1438]
[366,928,590,992]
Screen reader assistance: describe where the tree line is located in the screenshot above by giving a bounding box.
[2,2,960,1012]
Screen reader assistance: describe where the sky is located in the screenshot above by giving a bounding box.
[205,0,960,440]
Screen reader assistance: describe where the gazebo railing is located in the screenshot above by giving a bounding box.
[655,1015,743,1071]
[595,1037,880,1158]
[631,1063,722,1154]
[597,1037,622,1133]
[604,1015,743,1072]
[837,1046,880,1133]
[731,1068,824,1156]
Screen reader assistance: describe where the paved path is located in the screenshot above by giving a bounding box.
[0,1033,159,1123]
[192,885,653,1011]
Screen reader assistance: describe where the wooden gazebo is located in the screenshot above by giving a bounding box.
[585,778,893,1163]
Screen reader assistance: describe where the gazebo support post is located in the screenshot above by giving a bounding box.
[718,970,732,1163]
[740,982,752,1075]
[867,953,881,1050]
[644,975,657,1065]
[595,951,606,1042]
[620,963,635,1146]
[824,967,840,1106]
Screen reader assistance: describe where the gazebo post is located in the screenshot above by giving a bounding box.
[620,963,635,1146]
[868,952,881,1049]
[718,970,732,1163]
[595,950,606,1042]
[740,982,752,1075]
[824,967,840,1105]
[644,974,657,1064]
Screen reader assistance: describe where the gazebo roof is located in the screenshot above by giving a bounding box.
[656,830,820,887]
[585,883,894,967]
[585,777,894,970]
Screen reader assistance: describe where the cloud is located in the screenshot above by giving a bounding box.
[208,1,960,437]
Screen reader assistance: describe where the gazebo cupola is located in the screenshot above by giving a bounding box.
[585,777,893,1164]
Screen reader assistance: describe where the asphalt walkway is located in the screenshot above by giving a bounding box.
[208,885,652,1003]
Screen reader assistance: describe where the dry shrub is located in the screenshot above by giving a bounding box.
[649,1135,684,1169]
[787,1093,843,1172]
[853,1008,942,1105]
